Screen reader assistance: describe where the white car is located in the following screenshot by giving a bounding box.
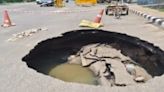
[36,0,43,4]
[36,0,54,7]
[40,0,54,7]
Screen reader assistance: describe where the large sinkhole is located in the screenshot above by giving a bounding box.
[22,29,164,86]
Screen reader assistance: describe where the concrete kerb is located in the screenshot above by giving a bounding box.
[7,8,100,14]
[129,9,164,28]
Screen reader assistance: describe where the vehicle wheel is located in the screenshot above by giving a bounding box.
[126,10,129,15]
[36,1,42,5]
[50,3,53,6]
[105,9,109,15]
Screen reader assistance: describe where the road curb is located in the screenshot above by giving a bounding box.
[7,8,100,14]
[129,9,164,28]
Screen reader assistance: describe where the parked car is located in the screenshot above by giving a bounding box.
[40,0,54,7]
[36,0,54,6]
[105,1,129,15]
[36,0,43,4]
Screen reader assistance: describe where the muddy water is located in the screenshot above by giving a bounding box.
[49,63,98,85]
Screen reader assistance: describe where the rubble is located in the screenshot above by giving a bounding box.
[68,55,82,64]
[134,76,145,83]
[135,65,152,82]
[67,44,152,87]
[7,27,48,42]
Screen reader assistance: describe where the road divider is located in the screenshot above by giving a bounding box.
[129,9,164,29]
[6,8,101,14]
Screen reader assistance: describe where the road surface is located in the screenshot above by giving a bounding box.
[0,2,164,92]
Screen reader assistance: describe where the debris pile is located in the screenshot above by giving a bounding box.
[7,27,48,42]
[67,44,152,87]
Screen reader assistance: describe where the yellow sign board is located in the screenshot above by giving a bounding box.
[55,0,64,7]
[75,0,97,5]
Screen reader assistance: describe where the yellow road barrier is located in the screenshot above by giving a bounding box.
[79,20,103,28]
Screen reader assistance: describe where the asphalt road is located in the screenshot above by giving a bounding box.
[0,2,164,92]
[0,2,164,59]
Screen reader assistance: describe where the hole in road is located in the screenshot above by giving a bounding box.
[22,29,164,86]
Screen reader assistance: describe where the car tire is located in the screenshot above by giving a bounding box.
[105,9,109,15]
[126,10,129,15]
[36,1,42,5]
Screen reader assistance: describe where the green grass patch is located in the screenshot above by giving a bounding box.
[146,6,164,12]
[158,8,164,12]
[0,0,35,4]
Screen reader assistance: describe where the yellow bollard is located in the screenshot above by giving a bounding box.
[56,0,64,7]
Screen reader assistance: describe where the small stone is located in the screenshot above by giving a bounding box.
[134,76,145,82]
[7,27,48,42]
[135,65,152,81]
[68,55,76,61]
[17,35,23,38]
[68,55,81,64]
[7,37,18,42]
[125,64,136,76]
